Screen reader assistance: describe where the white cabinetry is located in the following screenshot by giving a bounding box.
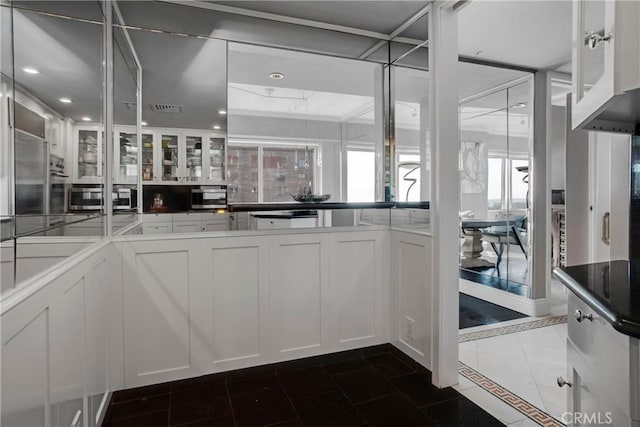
[563,293,640,426]
[156,130,226,185]
[73,127,103,183]
[142,213,230,234]
[572,0,640,131]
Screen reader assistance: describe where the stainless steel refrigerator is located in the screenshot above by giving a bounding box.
[14,102,48,235]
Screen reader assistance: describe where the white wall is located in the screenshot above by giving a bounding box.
[550,105,567,190]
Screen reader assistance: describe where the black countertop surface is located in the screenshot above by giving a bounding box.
[228,201,429,212]
[554,260,640,339]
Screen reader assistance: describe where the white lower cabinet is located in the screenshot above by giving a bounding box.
[172,221,201,233]
[564,293,640,426]
[142,222,173,234]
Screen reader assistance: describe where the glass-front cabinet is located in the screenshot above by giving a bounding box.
[114,129,138,184]
[185,135,203,182]
[160,134,180,182]
[144,130,226,184]
[572,0,640,130]
[207,137,226,182]
[141,133,155,182]
[74,127,103,183]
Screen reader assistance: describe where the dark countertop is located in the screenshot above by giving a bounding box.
[228,201,429,212]
[251,210,318,219]
[554,260,640,339]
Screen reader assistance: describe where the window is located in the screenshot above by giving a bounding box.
[487,158,503,210]
[486,157,529,211]
[227,143,317,203]
[510,159,529,209]
[263,147,315,202]
[347,150,375,202]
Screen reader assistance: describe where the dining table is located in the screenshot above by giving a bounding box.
[460,218,510,268]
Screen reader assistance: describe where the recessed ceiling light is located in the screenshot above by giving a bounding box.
[141,121,148,126]
[512,102,527,109]
[269,72,284,80]
[218,109,227,115]
[59,97,72,104]
[23,67,40,74]
[213,125,221,130]
[81,116,91,121]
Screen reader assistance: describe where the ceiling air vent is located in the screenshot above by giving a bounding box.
[150,104,184,113]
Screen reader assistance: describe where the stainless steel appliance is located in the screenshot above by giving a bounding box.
[49,154,68,216]
[14,103,48,235]
[69,188,103,211]
[113,187,136,210]
[191,186,227,209]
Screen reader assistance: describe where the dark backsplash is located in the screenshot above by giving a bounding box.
[143,186,193,212]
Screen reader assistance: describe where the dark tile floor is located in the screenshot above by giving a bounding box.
[104,345,504,427]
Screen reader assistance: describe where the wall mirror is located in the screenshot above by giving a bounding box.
[112,10,140,233]
[122,27,227,213]
[1,1,105,293]
[458,62,534,297]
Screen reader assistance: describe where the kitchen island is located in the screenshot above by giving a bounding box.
[554,261,640,426]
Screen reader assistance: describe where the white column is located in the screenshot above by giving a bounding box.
[104,1,114,236]
[428,2,459,388]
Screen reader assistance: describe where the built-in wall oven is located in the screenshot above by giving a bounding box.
[69,187,103,211]
[49,154,67,216]
[191,186,227,209]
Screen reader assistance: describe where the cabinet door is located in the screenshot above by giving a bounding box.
[205,136,226,183]
[142,222,172,234]
[184,135,203,183]
[141,133,156,183]
[115,130,138,184]
[159,134,180,182]
[202,220,229,232]
[76,129,101,182]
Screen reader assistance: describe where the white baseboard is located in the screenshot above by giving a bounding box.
[459,278,550,317]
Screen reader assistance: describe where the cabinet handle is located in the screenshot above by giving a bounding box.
[556,377,572,388]
[586,31,613,50]
[601,212,610,246]
[574,309,593,323]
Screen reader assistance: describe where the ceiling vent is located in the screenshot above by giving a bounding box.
[150,104,184,113]
[123,101,137,110]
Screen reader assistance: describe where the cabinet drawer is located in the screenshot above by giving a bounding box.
[256,218,291,229]
[172,221,201,233]
[142,223,172,234]
[173,213,202,222]
[202,221,229,232]
[143,213,172,223]
[568,293,633,416]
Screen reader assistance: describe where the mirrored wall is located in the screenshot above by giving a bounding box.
[459,65,534,297]
[1,1,106,293]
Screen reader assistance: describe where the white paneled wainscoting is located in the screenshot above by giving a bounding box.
[1,226,435,426]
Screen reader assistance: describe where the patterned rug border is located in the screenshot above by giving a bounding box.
[458,362,565,427]
[459,315,567,343]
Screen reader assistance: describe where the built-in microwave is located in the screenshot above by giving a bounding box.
[69,187,102,211]
[191,186,227,209]
[113,187,136,210]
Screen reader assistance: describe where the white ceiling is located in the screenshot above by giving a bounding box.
[458,0,572,71]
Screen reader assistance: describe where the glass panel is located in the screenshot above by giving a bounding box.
[227,146,258,203]
[580,0,606,98]
[78,129,100,180]
[185,135,203,182]
[487,158,503,210]
[347,151,375,202]
[161,135,179,182]
[141,134,154,181]
[228,42,382,203]
[263,147,315,202]
[208,137,226,182]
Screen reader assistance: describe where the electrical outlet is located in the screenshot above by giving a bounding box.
[405,317,415,340]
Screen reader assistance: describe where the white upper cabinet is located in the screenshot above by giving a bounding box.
[572,0,640,132]
[73,126,103,183]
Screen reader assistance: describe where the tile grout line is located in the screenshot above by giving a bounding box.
[459,315,568,343]
[458,362,565,427]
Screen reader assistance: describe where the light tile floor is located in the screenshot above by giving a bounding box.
[456,278,569,426]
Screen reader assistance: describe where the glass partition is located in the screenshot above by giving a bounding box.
[113,12,140,233]
[227,42,383,203]
[1,1,106,294]
[459,67,533,297]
